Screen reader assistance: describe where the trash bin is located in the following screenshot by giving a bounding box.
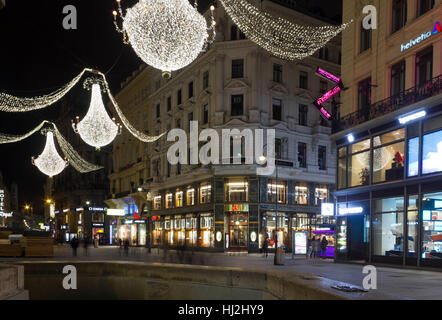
[275,246,285,265]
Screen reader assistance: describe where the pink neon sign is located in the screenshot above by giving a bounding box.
[316,67,341,84]
[314,85,341,107]
[320,107,332,120]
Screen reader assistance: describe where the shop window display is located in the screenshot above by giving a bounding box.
[200,183,212,204]
[226,179,248,202]
[373,197,404,257]
[407,195,419,257]
[295,183,309,205]
[349,150,370,187]
[153,220,163,245]
[422,192,442,259]
[175,191,183,207]
[166,193,173,209]
[153,195,161,210]
[372,130,405,183]
[267,180,287,204]
[200,214,214,247]
[186,188,195,206]
[174,217,186,245]
[315,185,328,205]
[185,215,197,246]
[264,212,288,248]
[165,217,174,245]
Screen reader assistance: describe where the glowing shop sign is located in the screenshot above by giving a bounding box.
[315,85,342,107]
[321,203,334,216]
[107,209,126,216]
[400,22,441,52]
[312,67,344,121]
[316,67,342,85]
[339,207,363,215]
[88,207,108,212]
[225,204,249,212]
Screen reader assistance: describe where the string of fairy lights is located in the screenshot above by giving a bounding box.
[219,0,353,60]
[0,0,351,178]
[0,68,163,178]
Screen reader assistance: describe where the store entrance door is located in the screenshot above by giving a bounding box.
[229,213,248,251]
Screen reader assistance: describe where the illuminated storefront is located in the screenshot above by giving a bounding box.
[148,178,333,253]
[335,111,442,267]
[118,219,147,246]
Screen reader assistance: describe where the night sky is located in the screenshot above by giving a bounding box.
[0,0,342,214]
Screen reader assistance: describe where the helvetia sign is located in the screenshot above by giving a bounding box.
[400,22,441,52]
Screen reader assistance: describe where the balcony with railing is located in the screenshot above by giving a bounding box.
[333,75,442,133]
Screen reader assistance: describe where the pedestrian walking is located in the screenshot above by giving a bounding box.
[263,234,269,258]
[93,234,99,248]
[313,236,321,259]
[309,236,316,258]
[83,237,90,256]
[70,236,79,257]
[320,236,329,259]
[124,238,130,256]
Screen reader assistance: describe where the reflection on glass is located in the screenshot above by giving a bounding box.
[349,151,370,186]
[407,137,419,177]
[375,129,405,145]
[373,211,404,256]
[295,183,309,204]
[338,157,346,189]
[422,130,442,175]
[372,142,405,183]
[350,139,370,154]
[422,192,442,259]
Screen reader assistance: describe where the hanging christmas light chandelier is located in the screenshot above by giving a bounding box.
[32,129,68,178]
[113,0,216,78]
[72,79,122,150]
[219,0,352,60]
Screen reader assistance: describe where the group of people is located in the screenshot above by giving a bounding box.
[118,238,131,256]
[308,236,329,259]
[261,234,329,259]
[69,234,101,257]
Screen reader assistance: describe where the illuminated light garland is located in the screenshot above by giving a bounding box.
[113,0,216,78]
[0,120,48,144]
[219,0,352,60]
[53,124,104,173]
[0,68,163,144]
[72,82,121,150]
[32,130,68,178]
[0,121,103,174]
[0,70,87,112]
[98,71,166,143]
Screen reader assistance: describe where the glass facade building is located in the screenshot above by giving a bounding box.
[334,109,442,267]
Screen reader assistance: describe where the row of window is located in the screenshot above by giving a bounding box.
[358,46,434,112]
[349,191,442,260]
[156,71,210,118]
[392,0,434,34]
[360,0,435,53]
[152,180,330,210]
[338,115,442,189]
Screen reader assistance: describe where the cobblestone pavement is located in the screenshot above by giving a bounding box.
[1,245,442,299]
